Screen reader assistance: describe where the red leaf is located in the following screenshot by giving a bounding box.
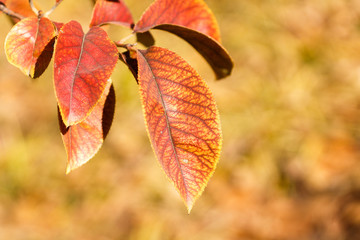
[133,0,233,79]
[5,16,56,78]
[90,0,133,27]
[54,20,118,126]
[137,46,222,212]
[59,79,115,173]
[134,0,220,42]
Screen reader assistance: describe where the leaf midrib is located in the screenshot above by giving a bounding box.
[139,50,189,200]
[68,31,87,124]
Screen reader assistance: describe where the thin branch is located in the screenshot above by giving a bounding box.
[44,0,64,17]
[29,0,38,15]
[0,4,25,20]
[116,33,135,45]
[114,41,136,50]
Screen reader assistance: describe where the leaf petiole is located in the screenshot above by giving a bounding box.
[115,33,135,46]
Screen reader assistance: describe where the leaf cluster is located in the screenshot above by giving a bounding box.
[0,0,233,212]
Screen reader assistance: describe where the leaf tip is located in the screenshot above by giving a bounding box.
[65,161,82,174]
[65,165,73,174]
[186,198,194,214]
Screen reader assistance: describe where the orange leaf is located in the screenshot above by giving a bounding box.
[4,0,36,23]
[54,20,118,126]
[134,0,233,79]
[5,16,56,78]
[135,0,220,42]
[58,80,115,173]
[137,46,222,212]
[90,0,133,27]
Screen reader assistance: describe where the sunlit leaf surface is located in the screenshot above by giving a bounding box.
[58,80,115,173]
[133,0,233,79]
[134,0,220,42]
[5,16,56,78]
[137,46,222,212]
[54,20,118,126]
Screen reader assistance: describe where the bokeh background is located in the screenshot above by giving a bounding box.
[1,0,360,239]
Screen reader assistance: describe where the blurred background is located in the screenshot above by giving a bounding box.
[1,0,360,239]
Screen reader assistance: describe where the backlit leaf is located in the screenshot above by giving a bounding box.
[54,20,118,126]
[137,46,222,212]
[58,79,115,173]
[134,0,220,42]
[5,16,56,78]
[90,0,133,28]
[133,0,233,79]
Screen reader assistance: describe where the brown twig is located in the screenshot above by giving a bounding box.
[114,33,136,49]
[114,41,136,50]
[0,4,25,20]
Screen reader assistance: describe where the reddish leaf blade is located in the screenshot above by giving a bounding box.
[59,80,115,173]
[54,20,118,126]
[133,0,233,79]
[134,0,220,42]
[137,46,222,212]
[5,16,56,78]
[90,0,133,27]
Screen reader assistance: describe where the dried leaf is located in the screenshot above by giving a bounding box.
[137,46,222,212]
[59,80,115,173]
[90,0,133,27]
[54,20,118,126]
[5,16,56,78]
